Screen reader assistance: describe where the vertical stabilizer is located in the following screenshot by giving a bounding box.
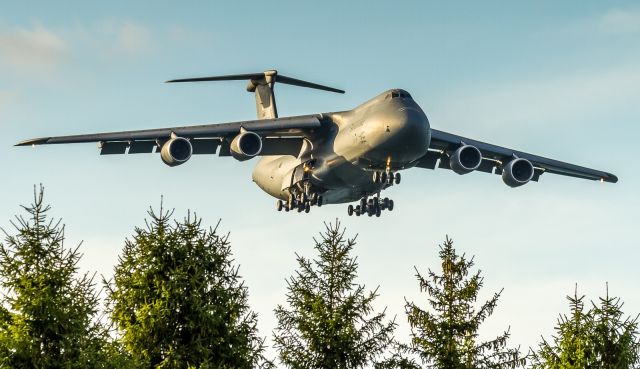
[246,70,278,119]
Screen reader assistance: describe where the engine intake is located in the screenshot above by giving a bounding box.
[449,145,482,174]
[502,158,534,187]
[161,137,192,167]
[230,131,262,161]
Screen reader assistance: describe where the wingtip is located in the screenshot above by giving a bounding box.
[15,137,50,147]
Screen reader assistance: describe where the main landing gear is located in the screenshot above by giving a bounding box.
[276,192,323,214]
[347,196,394,217]
[372,170,401,185]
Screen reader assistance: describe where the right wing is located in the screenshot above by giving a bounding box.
[16,114,322,156]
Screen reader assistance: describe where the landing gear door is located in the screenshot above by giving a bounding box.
[291,163,309,186]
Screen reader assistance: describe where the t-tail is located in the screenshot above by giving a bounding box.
[166,69,344,120]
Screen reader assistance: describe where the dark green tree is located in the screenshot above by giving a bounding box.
[105,205,268,369]
[0,186,113,368]
[403,236,525,369]
[273,221,396,369]
[532,285,640,369]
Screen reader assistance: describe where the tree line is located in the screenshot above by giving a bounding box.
[0,186,638,369]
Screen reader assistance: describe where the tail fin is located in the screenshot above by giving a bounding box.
[166,70,344,120]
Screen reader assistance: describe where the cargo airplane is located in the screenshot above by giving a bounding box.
[17,70,618,217]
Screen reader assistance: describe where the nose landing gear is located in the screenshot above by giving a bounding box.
[372,170,401,185]
[347,196,394,217]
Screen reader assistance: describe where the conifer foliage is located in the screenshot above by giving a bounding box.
[105,205,267,369]
[273,221,396,369]
[531,285,640,369]
[0,186,109,368]
[403,236,525,369]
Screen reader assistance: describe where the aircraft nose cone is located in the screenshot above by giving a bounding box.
[374,107,430,163]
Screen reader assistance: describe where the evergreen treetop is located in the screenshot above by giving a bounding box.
[273,221,396,369]
[0,185,111,369]
[403,236,525,369]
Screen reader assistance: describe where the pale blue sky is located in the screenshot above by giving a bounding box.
[2,0,639,360]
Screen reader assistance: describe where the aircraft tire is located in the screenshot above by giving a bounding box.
[381,172,387,183]
[305,203,310,213]
[383,197,390,209]
[388,199,394,211]
[317,196,323,207]
[395,172,401,184]
[355,205,361,216]
[347,205,354,216]
[276,200,283,211]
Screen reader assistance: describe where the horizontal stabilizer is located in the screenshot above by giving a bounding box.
[166,70,345,94]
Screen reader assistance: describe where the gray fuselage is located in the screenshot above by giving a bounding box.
[252,89,430,204]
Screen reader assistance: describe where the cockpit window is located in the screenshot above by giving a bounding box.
[391,92,400,98]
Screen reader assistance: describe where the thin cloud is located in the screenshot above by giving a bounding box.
[97,21,152,56]
[0,22,67,72]
[600,8,640,34]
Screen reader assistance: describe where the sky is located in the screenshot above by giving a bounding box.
[1,0,639,363]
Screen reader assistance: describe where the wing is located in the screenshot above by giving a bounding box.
[416,128,618,183]
[16,115,322,157]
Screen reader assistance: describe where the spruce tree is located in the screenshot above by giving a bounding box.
[0,186,112,368]
[590,286,640,368]
[403,236,525,369]
[532,285,640,369]
[273,221,396,369]
[105,205,267,369]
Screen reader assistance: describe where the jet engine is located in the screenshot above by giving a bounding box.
[230,131,263,161]
[502,158,534,187]
[161,137,192,167]
[449,145,482,174]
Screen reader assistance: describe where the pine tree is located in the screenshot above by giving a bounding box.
[0,186,112,368]
[403,236,525,369]
[531,288,592,369]
[532,285,640,369]
[590,285,640,368]
[105,204,268,369]
[273,221,396,369]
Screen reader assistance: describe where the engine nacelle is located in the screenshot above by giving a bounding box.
[449,145,482,174]
[502,158,534,187]
[230,131,262,161]
[160,137,192,167]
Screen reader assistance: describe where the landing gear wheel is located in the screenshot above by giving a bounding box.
[347,204,354,216]
[317,196,323,207]
[383,197,390,209]
[395,172,401,184]
[388,199,394,211]
[375,206,381,217]
[373,171,381,183]
[297,202,304,212]
[380,172,387,183]
[355,205,361,216]
[276,200,283,212]
[287,195,294,210]
[360,198,367,211]
[305,202,310,213]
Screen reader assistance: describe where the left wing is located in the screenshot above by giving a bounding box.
[16,114,321,156]
[416,128,617,183]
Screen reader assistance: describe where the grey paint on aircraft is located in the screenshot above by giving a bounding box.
[16,70,617,213]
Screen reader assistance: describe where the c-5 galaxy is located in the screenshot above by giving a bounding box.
[17,70,617,217]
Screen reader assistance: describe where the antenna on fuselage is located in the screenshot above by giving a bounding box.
[166,70,344,120]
